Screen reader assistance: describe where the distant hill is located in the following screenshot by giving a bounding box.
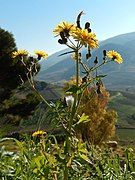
[36,31,135,90]
[108,90,135,128]
[35,81,60,100]
[100,31,135,47]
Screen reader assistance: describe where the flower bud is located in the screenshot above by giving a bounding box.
[97,85,101,94]
[103,50,107,62]
[60,32,65,39]
[103,50,107,57]
[85,22,90,29]
[86,49,91,59]
[87,28,91,33]
[82,76,87,83]
[94,56,98,64]
[58,39,67,44]
[58,39,63,44]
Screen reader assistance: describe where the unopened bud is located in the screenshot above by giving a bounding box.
[58,38,67,44]
[60,32,65,39]
[87,28,91,33]
[103,50,107,62]
[97,85,101,94]
[85,22,90,29]
[82,76,87,83]
[94,56,98,64]
[103,50,107,57]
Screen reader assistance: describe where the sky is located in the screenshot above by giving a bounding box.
[0,0,135,55]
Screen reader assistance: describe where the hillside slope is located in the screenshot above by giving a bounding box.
[36,31,135,90]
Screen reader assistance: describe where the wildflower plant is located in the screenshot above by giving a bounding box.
[52,11,123,179]
[2,11,132,180]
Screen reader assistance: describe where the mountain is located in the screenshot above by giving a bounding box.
[100,31,135,47]
[36,31,135,90]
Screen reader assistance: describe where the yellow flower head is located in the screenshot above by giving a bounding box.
[53,21,76,37]
[107,50,123,64]
[12,50,28,59]
[34,50,48,60]
[32,130,47,137]
[71,28,99,49]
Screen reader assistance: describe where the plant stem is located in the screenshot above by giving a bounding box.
[76,50,79,87]
[64,49,80,180]
[91,60,111,72]
[33,86,52,108]
[27,73,52,109]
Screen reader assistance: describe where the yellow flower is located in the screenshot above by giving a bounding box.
[71,28,99,49]
[34,50,48,60]
[53,21,76,37]
[107,50,123,64]
[12,50,28,59]
[32,130,46,137]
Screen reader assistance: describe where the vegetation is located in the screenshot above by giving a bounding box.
[0,12,135,179]
[1,136,135,179]
[0,28,41,126]
[64,77,117,145]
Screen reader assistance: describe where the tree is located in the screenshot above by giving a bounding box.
[0,28,40,126]
[0,28,17,100]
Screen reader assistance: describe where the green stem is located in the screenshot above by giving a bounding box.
[21,58,52,109]
[33,87,52,108]
[91,60,111,72]
[64,95,77,179]
[76,50,79,87]
[27,72,52,109]
[80,61,89,72]
[64,49,80,180]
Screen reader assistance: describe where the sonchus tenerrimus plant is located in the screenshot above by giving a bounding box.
[11,11,123,179]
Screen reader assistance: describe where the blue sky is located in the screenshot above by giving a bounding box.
[0,0,135,55]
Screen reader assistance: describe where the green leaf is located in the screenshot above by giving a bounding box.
[0,137,14,142]
[67,154,74,167]
[13,138,24,150]
[78,148,88,154]
[66,85,83,95]
[96,75,107,79]
[58,50,75,56]
[66,85,79,94]
[79,153,91,163]
[34,156,42,169]
[76,113,90,125]
[33,168,38,173]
